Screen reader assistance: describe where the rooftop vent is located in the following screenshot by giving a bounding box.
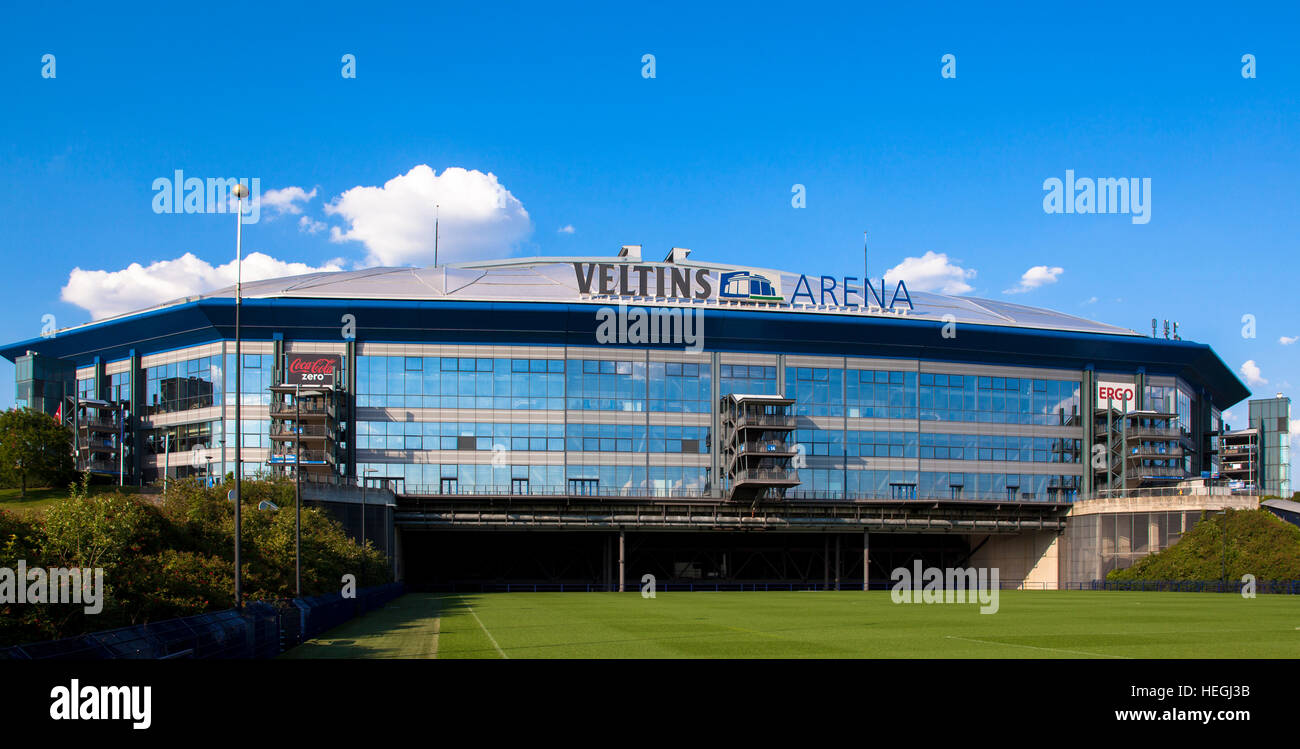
[664,247,692,264]
[618,245,642,262]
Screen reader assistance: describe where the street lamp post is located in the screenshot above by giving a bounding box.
[232,182,249,609]
[361,466,378,550]
[294,384,302,597]
[1213,510,1230,590]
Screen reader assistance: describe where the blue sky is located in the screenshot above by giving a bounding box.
[1,2,1297,430]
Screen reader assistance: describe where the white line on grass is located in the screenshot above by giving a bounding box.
[463,599,508,659]
[944,635,1130,659]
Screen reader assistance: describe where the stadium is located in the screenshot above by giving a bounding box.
[2,244,1270,592]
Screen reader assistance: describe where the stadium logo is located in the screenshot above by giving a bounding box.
[718,271,783,302]
[889,561,1000,614]
[571,262,913,312]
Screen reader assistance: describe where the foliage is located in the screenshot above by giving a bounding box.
[0,408,74,497]
[0,477,390,647]
[1108,508,1300,582]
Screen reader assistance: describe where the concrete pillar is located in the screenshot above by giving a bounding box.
[834,535,841,591]
[618,531,625,592]
[863,531,870,591]
[823,535,829,590]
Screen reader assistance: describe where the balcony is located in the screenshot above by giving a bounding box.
[1126,445,1184,460]
[1118,426,1181,439]
[1129,464,1185,478]
[736,440,796,456]
[731,469,801,486]
[270,401,334,418]
[730,413,796,430]
[269,423,334,440]
[268,449,334,465]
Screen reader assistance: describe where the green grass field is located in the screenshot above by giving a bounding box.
[0,485,141,516]
[281,591,1300,659]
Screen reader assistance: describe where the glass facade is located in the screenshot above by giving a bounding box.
[55,345,1180,504]
[145,355,223,415]
[1249,397,1292,497]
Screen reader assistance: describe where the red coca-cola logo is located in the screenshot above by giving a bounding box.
[289,357,337,375]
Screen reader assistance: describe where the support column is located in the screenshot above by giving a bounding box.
[823,536,829,590]
[834,535,841,591]
[618,531,625,593]
[863,531,870,591]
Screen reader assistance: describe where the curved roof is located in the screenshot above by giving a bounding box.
[121,255,1140,337]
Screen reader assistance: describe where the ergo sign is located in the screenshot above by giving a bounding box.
[285,354,340,387]
[1096,381,1137,411]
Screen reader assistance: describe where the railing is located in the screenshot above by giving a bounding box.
[269,423,333,438]
[1070,580,1300,594]
[732,469,800,484]
[394,485,1075,504]
[736,441,795,454]
[402,484,712,499]
[1126,446,1184,459]
[1088,485,1247,501]
[270,401,334,417]
[1126,465,1186,477]
[269,449,334,464]
[78,418,121,429]
[1117,426,1181,439]
[731,413,796,429]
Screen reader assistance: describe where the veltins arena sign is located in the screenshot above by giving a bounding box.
[570,262,913,310]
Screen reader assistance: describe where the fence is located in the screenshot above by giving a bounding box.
[1069,579,1300,594]
[414,579,1300,594]
[0,583,405,660]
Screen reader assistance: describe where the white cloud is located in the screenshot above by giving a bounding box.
[1222,409,1236,427]
[1082,296,1098,305]
[1239,359,1268,387]
[61,251,344,320]
[558,224,575,234]
[261,186,318,217]
[325,165,531,266]
[299,216,327,235]
[1280,335,1298,345]
[883,251,976,295]
[1004,265,1064,294]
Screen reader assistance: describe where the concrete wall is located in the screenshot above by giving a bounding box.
[968,530,1060,589]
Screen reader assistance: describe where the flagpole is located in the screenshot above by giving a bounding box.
[232,182,248,611]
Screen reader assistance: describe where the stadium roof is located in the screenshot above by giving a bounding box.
[85,255,1141,337]
[2,253,1252,409]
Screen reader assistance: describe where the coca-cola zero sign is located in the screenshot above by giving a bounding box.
[285,354,340,387]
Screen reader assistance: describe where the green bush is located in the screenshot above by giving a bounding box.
[1108,508,1300,582]
[0,476,390,647]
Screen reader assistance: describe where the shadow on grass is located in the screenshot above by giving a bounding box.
[282,593,475,659]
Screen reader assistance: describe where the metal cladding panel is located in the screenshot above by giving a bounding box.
[2,296,1251,409]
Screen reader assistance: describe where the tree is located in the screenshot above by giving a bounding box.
[0,408,74,497]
